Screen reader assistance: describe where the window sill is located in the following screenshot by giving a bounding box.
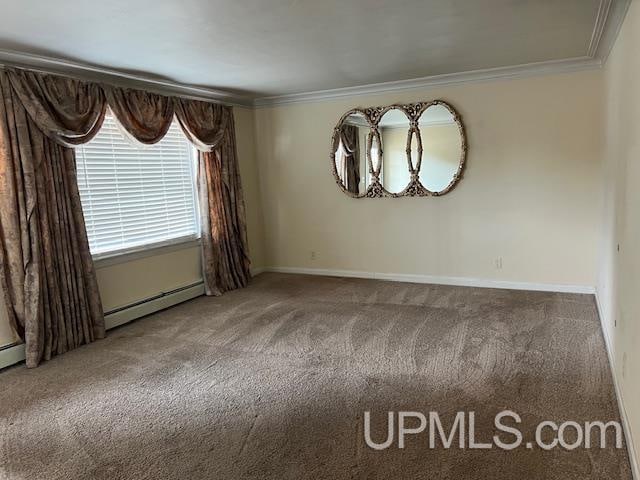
[92,236,202,269]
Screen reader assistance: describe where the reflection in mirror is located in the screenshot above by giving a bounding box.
[369,131,381,175]
[334,112,371,195]
[418,104,462,193]
[379,109,411,194]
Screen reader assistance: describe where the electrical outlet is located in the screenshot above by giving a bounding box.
[495,257,503,270]
[310,251,317,261]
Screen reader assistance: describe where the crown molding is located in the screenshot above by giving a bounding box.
[253,0,629,108]
[0,49,253,107]
[380,118,455,129]
[418,118,455,127]
[345,112,455,128]
[0,52,604,110]
[253,57,602,107]
[588,0,612,58]
[595,0,632,62]
[0,0,630,109]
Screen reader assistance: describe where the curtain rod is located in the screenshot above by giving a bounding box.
[0,49,253,108]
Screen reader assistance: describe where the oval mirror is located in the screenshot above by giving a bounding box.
[332,111,371,196]
[378,108,411,194]
[418,104,464,194]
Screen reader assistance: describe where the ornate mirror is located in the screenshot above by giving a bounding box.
[330,100,466,197]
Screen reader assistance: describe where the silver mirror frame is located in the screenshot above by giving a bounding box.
[330,100,467,198]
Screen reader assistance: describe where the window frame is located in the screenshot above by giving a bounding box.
[92,236,201,268]
[75,113,202,262]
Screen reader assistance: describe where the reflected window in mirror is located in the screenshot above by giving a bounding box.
[333,112,371,196]
[378,108,411,194]
[369,131,381,185]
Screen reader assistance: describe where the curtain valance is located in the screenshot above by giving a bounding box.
[174,97,231,152]
[4,68,233,148]
[7,69,106,147]
[103,86,174,144]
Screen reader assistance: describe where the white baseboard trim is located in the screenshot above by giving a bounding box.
[250,266,266,276]
[0,282,205,371]
[595,291,639,479]
[264,266,595,294]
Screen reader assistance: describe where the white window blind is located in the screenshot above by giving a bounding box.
[75,113,199,256]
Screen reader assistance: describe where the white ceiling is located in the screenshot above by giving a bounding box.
[0,0,629,103]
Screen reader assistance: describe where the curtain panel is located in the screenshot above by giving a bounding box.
[174,98,250,294]
[198,126,251,295]
[0,68,251,367]
[0,71,105,367]
[339,125,360,194]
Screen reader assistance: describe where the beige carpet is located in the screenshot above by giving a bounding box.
[0,273,632,479]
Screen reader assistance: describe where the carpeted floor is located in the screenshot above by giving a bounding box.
[0,273,632,479]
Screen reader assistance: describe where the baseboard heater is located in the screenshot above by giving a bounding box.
[104,281,204,330]
[0,281,204,370]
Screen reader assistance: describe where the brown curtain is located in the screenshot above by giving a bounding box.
[7,69,105,147]
[104,86,174,144]
[175,98,250,295]
[0,68,252,365]
[340,125,360,194]
[0,70,105,367]
[174,97,229,151]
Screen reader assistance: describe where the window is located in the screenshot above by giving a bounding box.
[75,113,199,257]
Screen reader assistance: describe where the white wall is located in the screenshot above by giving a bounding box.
[235,106,266,270]
[254,71,604,288]
[0,105,265,348]
[598,0,640,468]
